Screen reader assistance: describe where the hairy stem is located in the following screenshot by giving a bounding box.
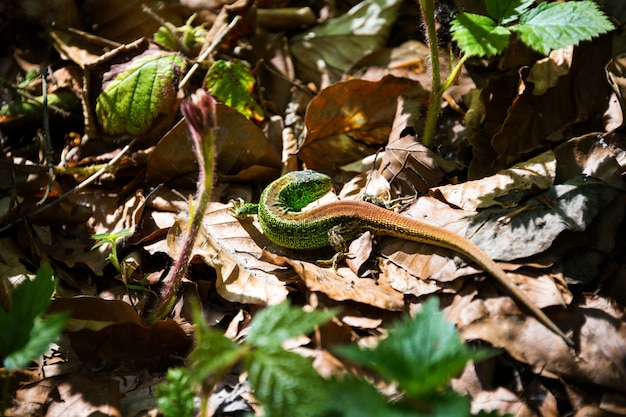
[150,90,216,323]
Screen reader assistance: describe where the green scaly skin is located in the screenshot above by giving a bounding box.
[231,170,574,347]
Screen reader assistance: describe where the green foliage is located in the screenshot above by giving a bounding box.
[95,52,186,135]
[158,298,498,417]
[451,0,615,57]
[204,59,265,121]
[245,300,336,349]
[156,368,195,417]
[0,264,68,371]
[153,13,207,53]
[91,228,132,272]
[336,298,492,399]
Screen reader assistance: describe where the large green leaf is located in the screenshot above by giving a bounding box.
[336,298,493,399]
[514,1,615,55]
[96,52,185,135]
[246,301,337,349]
[246,349,328,417]
[4,311,68,371]
[451,13,511,57]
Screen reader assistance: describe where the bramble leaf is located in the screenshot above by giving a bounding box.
[187,303,242,385]
[246,300,337,349]
[514,1,615,55]
[486,0,534,25]
[157,368,195,417]
[3,311,68,371]
[450,13,511,57]
[205,60,265,122]
[246,349,328,417]
[335,298,493,398]
[0,265,68,371]
[96,52,185,135]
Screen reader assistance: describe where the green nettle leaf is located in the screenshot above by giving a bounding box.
[246,349,329,417]
[187,304,242,385]
[205,59,264,121]
[335,298,493,399]
[323,375,416,417]
[0,265,68,371]
[96,52,185,135]
[486,0,534,25]
[245,300,337,349]
[514,1,615,55]
[157,368,195,417]
[451,13,511,57]
[4,311,68,371]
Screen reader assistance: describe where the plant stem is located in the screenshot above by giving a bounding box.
[150,91,216,323]
[421,54,468,147]
[420,0,440,93]
[418,0,440,147]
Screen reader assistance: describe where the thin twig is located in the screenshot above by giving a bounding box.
[0,139,136,234]
[178,15,242,91]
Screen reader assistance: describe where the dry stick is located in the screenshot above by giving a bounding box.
[37,67,55,205]
[178,15,242,91]
[0,139,136,235]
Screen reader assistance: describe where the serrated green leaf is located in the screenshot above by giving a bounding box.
[187,304,242,385]
[0,264,57,358]
[157,368,195,417]
[4,311,68,371]
[451,13,511,57]
[246,349,328,417]
[246,301,337,349]
[205,60,264,121]
[486,0,534,24]
[321,375,416,417]
[335,298,493,399]
[514,1,615,55]
[96,52,185,135]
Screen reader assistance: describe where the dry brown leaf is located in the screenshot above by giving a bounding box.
[48,297,191,365]
[45,374,122,417]
[435,150,556,211]
[470,387,537,417]
[527,46,573,96]
[264,249,404,311]
[298,75,429,173]
[146,104,281,187]
[82,0,181,44]
[459,294,626,392]
[467,37,612,178]
[191,202,290,305]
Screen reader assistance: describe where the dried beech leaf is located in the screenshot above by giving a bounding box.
[460,295,626,392]
[48,298,190,364]
[265,251,405,311]
[299,75,429,172]
[186,203,289,305]
[468,176,622,260]
[527,46,573,96]
[146,104,281,186]
[435,150,556,211]
[289,0,403,86]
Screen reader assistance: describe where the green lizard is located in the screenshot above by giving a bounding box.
[231,170,574,347]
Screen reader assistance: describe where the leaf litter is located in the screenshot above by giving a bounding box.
[1,0,626,416]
